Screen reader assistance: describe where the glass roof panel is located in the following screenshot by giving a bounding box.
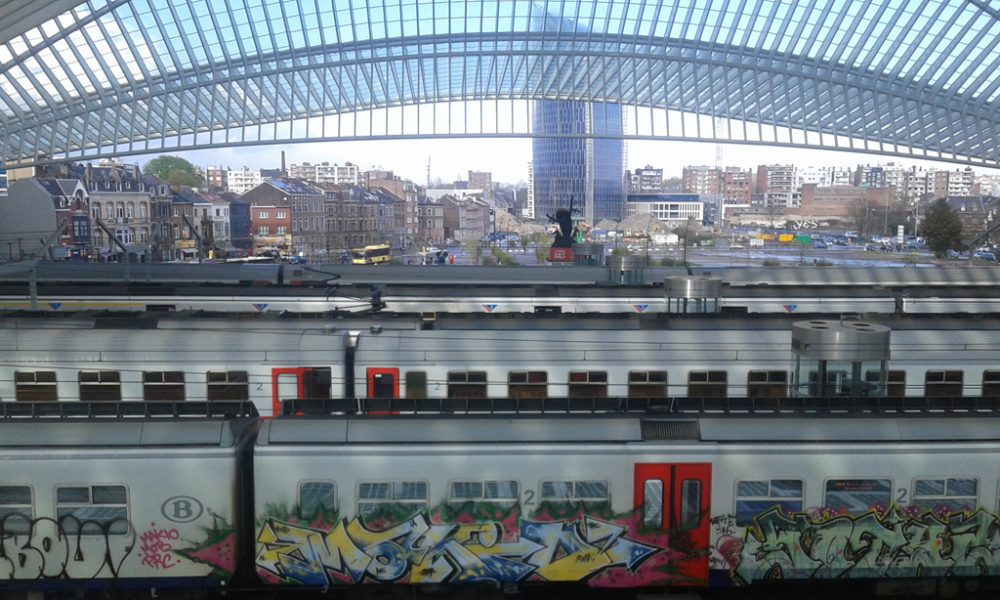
[0,0,996,166]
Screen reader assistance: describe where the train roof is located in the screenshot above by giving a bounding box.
[6,261,1000,289]
[6,261,1000,317]
[258,414,1000,445]
[0,402,259,448]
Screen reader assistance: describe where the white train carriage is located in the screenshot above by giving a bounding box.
[0,317,350,417]
[0,411,256,592]
[252,414,1000,591]
[350,322,1000,402]
[351,326,794,402]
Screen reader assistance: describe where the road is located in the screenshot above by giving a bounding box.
[414,243,943,268]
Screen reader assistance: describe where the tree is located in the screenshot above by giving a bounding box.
[461,239,483,265]
[144,155,205,188]
[921,198,963,258]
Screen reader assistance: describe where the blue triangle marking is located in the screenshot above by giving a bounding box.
[783,304,798,313]
[483,304,498,313]
[253,303,269,313]
[49,302,62,311]
[634,304,649,313]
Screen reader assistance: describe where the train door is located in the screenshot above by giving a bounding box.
[634,463,712,584]
[270,367,332,416]
[367,368,399,398]
[366,368,399,412]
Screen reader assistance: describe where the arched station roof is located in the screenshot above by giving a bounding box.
[0,0,998,168]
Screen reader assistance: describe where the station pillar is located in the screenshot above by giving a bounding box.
[791,320,891,397]
[664,276,722,314]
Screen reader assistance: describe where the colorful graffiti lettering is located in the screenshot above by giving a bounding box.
[0,515,134,580]
[727,507,1000,583]
[256,511,660,586]
[139,524,181,570]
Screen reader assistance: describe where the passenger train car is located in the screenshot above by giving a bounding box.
[5,407,1000,598]
[3,314,1000,416]
[4,262,1000,316]
[0,406,258,595]
[254,413,1000,593]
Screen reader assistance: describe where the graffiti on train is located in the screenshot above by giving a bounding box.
[1,513,236,580]
[256,510,670,586]
[0,515,134,580]
[714,507,1000,582]
[139,524,181,570]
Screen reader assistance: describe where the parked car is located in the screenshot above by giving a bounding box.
[973,251,997,262]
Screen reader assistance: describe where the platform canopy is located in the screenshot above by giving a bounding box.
[0,0,998,168]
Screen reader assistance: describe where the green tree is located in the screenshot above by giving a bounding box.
[534,245,549,264]
[143,155,205,188]
[921,198,963,258]
[462,239,484,265]
[490,247,518,267]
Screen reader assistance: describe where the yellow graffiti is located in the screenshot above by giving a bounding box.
[256,512,659,585]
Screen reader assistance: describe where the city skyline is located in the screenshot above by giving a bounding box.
[151,137,1000,188]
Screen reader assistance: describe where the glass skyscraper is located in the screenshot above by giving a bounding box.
[532,101,624,225]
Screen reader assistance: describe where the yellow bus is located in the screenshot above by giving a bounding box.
[350,243,392,265]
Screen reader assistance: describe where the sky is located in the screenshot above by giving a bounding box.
[157,137,1000,188]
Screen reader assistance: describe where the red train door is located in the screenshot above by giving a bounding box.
[367,368,399,399]
[366,368,399,414]
[270,367,332,416]
[634,463,712,585]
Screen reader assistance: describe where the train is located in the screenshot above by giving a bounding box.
[4,403,1000,598]
[3,313,1000,417]
[3,262,1000,316]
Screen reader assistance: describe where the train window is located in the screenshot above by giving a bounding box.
[735,479,804,525]
[688,371,727,398]
[143,371,186,401]
[642,480,664,527]
[78,371,122,402]
[747,370,788,398]
[206,371,249,401]
[628,371,668,398]
[509,371,547,399]
[357,481,428,527]
[982,371,1000,398]
[865,370,906,398]
[448,480,520,505]
[568,371,608,397]
[484,480,519,501]
[302,368,332,399]
[298,481,336,520]
[447,371,488,398]
[925,370,963,397]
[0,485,33,534]
[14,371,57,401]
[540,480,609,504]
[680,480,702,528]
[912,478,977,516]
[405,371,427,399]
[450,481,483,501]
[56,485,129,534]
[824,479,891,514]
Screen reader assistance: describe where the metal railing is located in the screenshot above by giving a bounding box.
[0,401,259,419]
[279,395,1000,417]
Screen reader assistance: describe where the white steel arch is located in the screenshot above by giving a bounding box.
[0,0,998,168]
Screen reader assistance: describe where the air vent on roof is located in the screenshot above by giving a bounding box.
[641,420,700,440]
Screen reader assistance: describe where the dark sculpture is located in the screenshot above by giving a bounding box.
[547,196,578,249]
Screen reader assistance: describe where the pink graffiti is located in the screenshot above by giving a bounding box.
[139,523,181,570]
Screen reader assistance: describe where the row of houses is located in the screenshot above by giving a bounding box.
[0,161,506,262]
